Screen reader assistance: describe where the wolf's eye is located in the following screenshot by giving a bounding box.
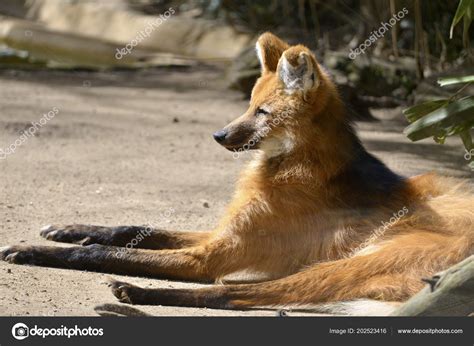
[255,107,269,117]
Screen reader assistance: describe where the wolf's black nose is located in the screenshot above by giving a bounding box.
[213,130,227,143]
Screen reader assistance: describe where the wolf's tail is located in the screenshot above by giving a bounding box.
[94,299,400,317]
[303,299,401,316]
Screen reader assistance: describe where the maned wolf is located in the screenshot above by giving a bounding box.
[1,33,473,315]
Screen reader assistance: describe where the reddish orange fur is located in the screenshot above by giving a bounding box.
[3,33,472,313]
[191,33,474,307]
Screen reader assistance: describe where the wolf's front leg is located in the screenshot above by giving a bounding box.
[0,239,242,282]
[40,224,209,250]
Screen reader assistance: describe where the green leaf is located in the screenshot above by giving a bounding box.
[450,0,474,38]
[403,96,474,142]
[403,99,449,123]
[433,135,446,144]
[438,75,474,86]
[462,7,472,47]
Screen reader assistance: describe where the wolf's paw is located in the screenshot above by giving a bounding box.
[40,224,104,245]
[107,279,144,305]
[0,245,39,264]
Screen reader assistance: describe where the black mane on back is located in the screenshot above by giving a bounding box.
[330,138,406,208]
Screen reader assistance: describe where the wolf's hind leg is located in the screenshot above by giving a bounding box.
[107,261,418,309]
[107,235,462,308]
[40,224,209,249]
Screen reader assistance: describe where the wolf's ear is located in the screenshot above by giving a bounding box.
[277,46,319,93]
[256,32,289,73]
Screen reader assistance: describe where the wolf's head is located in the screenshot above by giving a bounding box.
[213,32,348,160]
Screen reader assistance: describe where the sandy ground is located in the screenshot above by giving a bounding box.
[0,67,472,316]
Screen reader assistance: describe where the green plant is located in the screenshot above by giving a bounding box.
[403,0,474,170]
[450,0,473,48]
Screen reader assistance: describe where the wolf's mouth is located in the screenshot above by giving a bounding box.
[222,140,261,152]
[223,145,241,152]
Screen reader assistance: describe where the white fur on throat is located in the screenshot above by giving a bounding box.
[260,137,295,158]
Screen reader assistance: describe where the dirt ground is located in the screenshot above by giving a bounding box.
[0,67,472,316]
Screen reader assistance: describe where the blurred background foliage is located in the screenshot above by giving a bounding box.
[156,0,472,66]
[0,0,473,160]
[151,0,473,103]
